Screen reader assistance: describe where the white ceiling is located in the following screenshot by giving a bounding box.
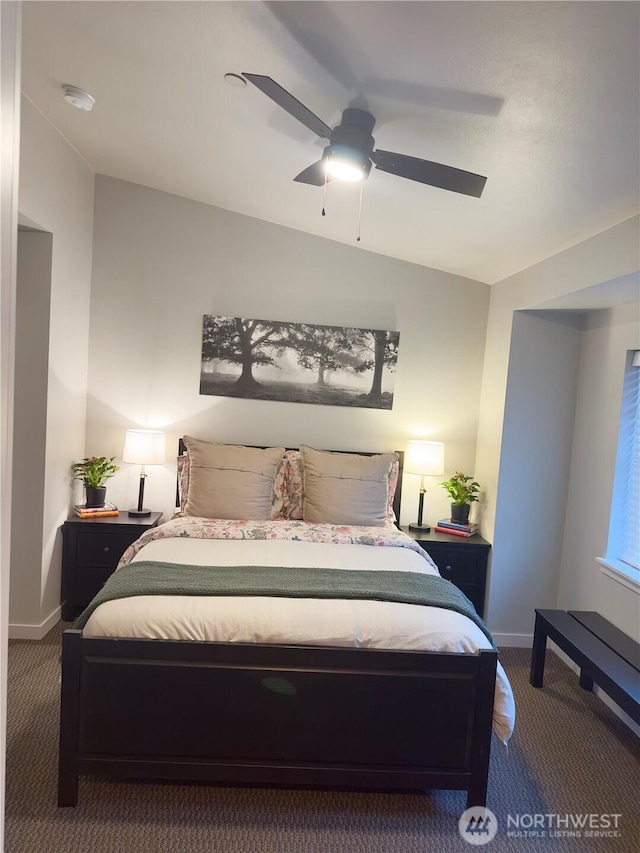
[21,1,640,284]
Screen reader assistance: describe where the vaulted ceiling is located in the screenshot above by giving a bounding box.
[20,1,640,283]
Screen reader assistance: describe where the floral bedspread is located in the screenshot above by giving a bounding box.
[119,517,438,571]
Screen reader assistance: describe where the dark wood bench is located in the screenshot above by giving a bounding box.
[530,609,640,725]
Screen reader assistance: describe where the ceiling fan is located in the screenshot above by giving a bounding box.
[242,73,487,198]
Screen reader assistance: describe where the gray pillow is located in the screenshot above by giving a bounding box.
[300,445,398,527]
[183,436,285,520]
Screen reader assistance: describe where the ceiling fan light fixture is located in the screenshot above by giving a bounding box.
[325,144,371,182]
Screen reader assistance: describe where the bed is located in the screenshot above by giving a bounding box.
[58,438,515,809]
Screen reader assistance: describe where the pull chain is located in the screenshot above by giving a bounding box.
[356,180,364,242]
[322,167,328,216]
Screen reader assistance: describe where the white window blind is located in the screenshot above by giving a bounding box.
[601,350,640,586]
[620,351,640,570]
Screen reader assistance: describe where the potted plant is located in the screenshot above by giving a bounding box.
[71,456,119,508]
[440,471,480,524]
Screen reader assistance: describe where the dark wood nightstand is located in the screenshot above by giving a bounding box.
[402,527,491,617]
[61,511,162,620]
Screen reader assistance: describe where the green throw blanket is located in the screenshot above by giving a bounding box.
[74,560,496,649]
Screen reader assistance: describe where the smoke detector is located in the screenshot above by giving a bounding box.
[62,85,95,112]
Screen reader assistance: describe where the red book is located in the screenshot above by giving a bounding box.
[434,525,473,538]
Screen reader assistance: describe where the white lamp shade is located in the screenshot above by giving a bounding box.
[405,440,445,476]
[123,429,166,465]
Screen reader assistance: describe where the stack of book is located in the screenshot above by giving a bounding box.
[74,502,119,519]
[434,518,478,537]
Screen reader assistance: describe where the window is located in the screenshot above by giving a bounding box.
[599,350,640,591]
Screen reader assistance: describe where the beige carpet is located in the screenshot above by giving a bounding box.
[5,622,639,852]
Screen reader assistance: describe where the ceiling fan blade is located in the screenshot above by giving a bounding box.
[372,149,487,197]
[242,73,333,140]
[293,160,330,186]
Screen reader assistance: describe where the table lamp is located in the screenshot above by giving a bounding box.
[405,440,445,532]
[123,429,165,517]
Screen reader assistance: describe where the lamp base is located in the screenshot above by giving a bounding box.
[128,508,151,517]
[408,522,431,533]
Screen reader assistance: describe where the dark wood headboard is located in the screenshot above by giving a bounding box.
[176,439,404,525]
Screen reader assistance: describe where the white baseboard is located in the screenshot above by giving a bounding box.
[9,606,61,640]
[493,632,533,647]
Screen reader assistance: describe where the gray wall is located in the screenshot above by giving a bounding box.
[489,310,583,633]
[9,230,52,626]
[10,98,95,637]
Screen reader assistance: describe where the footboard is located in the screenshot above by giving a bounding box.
[58,629,497,808]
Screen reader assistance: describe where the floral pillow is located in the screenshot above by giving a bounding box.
[177,453,189,513]
[387,457,400,524]
[271,450,304,520]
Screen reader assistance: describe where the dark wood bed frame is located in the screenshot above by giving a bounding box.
[58,443,498,809]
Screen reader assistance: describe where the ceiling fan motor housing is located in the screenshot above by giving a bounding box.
[327,109,376,178]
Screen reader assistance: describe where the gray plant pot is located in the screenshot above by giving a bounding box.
[85,487,107,508]
[451,503,470,524]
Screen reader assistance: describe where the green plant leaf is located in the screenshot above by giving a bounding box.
[439,471,480,505]
[71,456,119,488]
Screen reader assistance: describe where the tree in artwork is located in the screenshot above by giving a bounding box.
[286,324,353,386]
[201,316,287,391]
[351,329,400,404]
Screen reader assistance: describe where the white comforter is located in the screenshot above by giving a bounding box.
[83,521,515,742]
